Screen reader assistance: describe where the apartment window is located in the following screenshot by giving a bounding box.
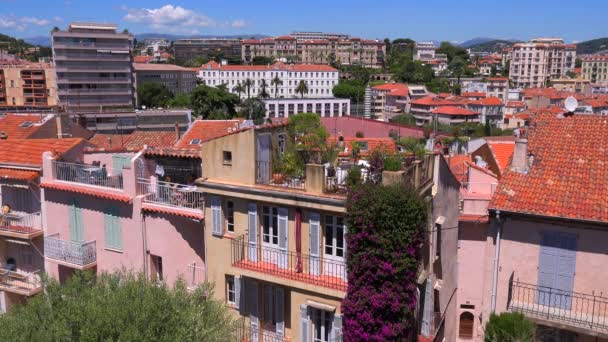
[223,151,232,165]
[226,276,236,305]
[262,206,279,245]
[312,308,332,342]
[104,207,122,251]
[324,215,345,258]
[226,201,235,233]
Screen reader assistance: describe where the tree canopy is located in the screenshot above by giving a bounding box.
[484,312,535,342]
[251,56,275,65]
[0,271,234,342]
[137,82,174,108]
[190,84,239,119]
[238,97,266,125]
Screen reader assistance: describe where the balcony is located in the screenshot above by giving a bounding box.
[44,233,97,269]
[255,160,306,191]
[509,278,608,336]
[186,262,206,291]
[137,178,204,213]
[0,212,43,239]
[53,161,124,190]
[233,318,290,342]
[0,269,42,296]
[231,234,347,292]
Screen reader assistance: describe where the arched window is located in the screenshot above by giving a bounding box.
[459,312,474,339]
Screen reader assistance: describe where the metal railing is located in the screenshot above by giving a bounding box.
[0,212,42,235]
[54,161,124,189]
[255,161,306,191]
[509,279,608,334]
[460,182,498,196]
[233,319,288,342]
[186,262,206,290]
[0,269,42,294]
[231,234,347,291]
[137,178,203,211]
[44,233,97,267]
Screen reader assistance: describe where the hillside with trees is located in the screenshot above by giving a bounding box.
[466,39,519,52]
[576,37,608,54]
[0,33,52,61]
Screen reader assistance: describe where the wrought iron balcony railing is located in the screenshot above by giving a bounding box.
[44,233,97,267]
[0,211,42,237]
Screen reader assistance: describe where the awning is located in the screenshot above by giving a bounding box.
[306,300,336,312]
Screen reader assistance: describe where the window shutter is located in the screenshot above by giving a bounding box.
[249,280,259,342]
[210,197,222,236]
[277,208,289,269]
[309,212,320,276]
[104,207,122,250]
[70,198,84,243]
[331,313,343,342]
[275,287,285,337]
[234,275,241,310]
[113,212,122,250]
[104,209,112,248]
[300,304,310,342]
[248,203,258,262]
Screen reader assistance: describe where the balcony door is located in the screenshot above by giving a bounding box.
[256,134,271,183]
[261,206,288,269]
[537,231,576,310]
[323,215,346,280]
[311,308,332,342]
[69,198,84,243]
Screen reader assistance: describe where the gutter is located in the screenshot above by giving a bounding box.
[0,162,42,172]
[490,210,503,313]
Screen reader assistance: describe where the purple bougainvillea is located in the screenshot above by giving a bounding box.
[343,183,427,341]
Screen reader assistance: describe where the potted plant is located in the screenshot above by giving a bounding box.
[323,143,340,177]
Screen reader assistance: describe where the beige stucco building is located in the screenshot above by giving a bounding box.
[509,38,576,88]
[580,55,608,83]
[0,62,57,110]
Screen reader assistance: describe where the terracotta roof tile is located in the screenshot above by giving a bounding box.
[176,120,244,148]
[372,83,409,97]
[200,61,337,72]
[0,113,52,139]
[431,106,479,116]
[0,168,39,181]
[469,97,503,106]
[487,141,515,173]
[320,116,424,139]
[448,154,471,183]
[490,113,608,222]
[462,92,486,98]
[506,101,526,108]
[459,214,489,223]
[0,138,84,167]
[327,137,396,157]
[41,182,131,202]
[133,63,195,72]
[89,131,178,151]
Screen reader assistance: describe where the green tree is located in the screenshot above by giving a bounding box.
[190,84,239,119]
[287,112,329,163]
[0,271,234,341]
[137,82,173,108]
[436,41,470,63]
[449,56,466,84]
[295,80,309,98]
[251,56,275,65]
[271,75,283,98]
[238,98,266,125]
[244,78,253,99]
[232,82,245,99]
[484,312,535,342]
[167,93,191,108]
[259,79,270,98]
[332,81,365,102]
[575,58,582,68]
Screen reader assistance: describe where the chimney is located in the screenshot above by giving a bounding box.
[174,122,181,143]
[56,113,72,139]
[510,138,529,173]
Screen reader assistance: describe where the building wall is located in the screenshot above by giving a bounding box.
[134,69,197,95]
[200,129,257,185]
[263,98,349,118]
[0,64,57,109]
[509,39,576,88]
[581,56,608,83]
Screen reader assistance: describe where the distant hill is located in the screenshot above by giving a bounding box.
[24,36,51,47]
[576,37,608,55]
[0,33,51,60]
[460,37,496,48]
[466,39,521,52]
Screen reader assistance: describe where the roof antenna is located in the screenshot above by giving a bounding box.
[563,96,577,117]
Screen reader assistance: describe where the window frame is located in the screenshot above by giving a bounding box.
[226,200,235,233]
[226,276,236,305]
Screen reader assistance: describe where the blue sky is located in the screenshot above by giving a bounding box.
[1,0,607,42]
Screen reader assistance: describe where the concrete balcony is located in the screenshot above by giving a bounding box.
[44,233,97,269]
[0,212,43,239]
[137,178,204,219]
[0,269,42,296]
[509,278,608,337]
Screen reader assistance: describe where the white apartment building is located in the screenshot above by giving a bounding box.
[581,55,608,83]
[262,97,350,118]
[414,42,437,61]
[198,61,339,99]
[509,38,576,88]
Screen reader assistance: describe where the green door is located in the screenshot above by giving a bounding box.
[69,198,84,242]
[112,155,131,175]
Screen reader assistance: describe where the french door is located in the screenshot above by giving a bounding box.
[323,215,346,280]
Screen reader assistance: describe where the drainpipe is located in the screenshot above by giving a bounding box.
[141,213,149,278]
[490,210,503,313]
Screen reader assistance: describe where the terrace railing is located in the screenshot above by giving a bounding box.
[0,211,42,236]
[44,233,97,267]
[0,269,42,295]
[186,262,207,291]
[255,161,306,191]
[137,178,204,211]
[54,161,123,189]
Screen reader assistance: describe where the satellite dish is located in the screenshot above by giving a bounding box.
[564,96,578,112]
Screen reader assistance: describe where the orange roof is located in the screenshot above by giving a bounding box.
[431,106,479,116]
[411,95,466,107]
[0,138,84,167]
[0,113,51,139]
[490,113,608,222]
[462,92,486,98]
[176,119,244,148]
[142,203,204,220]
[469,97,503,106]
[487,77,508,82]
[448,154,471,183]
[372,83,409,97]
[200,61,337,72]
[506,101,526,108]
[0,168,39,181]
[581,98,608,108]
[459,214,489,223]
[133,56,153,63]
[41,182,131,202]
[487,141,515,173]
[89,131,178,151]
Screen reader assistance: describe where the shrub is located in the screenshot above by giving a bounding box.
[345,166,362,187]
[343,184,427,341]
[383,155,403,171]
[484,312,535,342]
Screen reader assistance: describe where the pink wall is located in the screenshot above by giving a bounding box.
[83,152,136,171]
[144,213,205,286]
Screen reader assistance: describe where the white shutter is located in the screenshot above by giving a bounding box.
[300,304,310,342]
[249,280,259,342]
[210,197,222,236]
[277,207,289,269]
[234,275,241,310]
[275,287,285,337]
[248,203,258,262]
[309,212,320,276]
[331,313,343,342]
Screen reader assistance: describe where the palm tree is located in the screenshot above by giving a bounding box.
[295,80,309,99]
[244,78,253,99]
[271,75,283,98]
[259,79,269,98]
[232,83,244,99]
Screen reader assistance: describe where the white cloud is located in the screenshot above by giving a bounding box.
[0,15,56,31]
[123,4,215,33]
[230,19,246,29]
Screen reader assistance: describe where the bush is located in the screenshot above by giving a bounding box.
[383,155,403,171]
[484,312,535,342]
[343,184,427,341]
[345,166,362,187]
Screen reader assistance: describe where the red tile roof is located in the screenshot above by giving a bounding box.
[490,113,608,222]
[431,106,479,116]
[0,113,51,139]
[133,55,154,63]
[89,131,178,151]
[487,77,508,82]
[200,61,337,72]
[372,83,409,97]
[448,154,471,183]
[0,138,84,167]
[459,214,489,223]
[469,97,503,106]
[176,119,244,148]
[319,116,424,139]
[487,141,515,173]
[506,101,526,108]
[133,63,195,72]
[411,95,468,107]
[0,168,39,181]
[41,182,131,202]
[462,92,486,98]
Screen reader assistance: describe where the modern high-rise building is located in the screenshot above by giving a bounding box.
[509,38,576,88]
[51,23,135,112]
[173,38,242,65]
